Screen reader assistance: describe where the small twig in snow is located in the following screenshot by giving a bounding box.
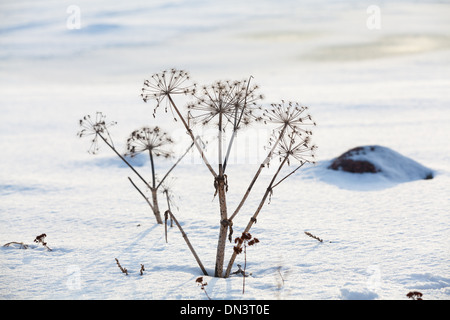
[304,231,323,243]
[115,258,128,275]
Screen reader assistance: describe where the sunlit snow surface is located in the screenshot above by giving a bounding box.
[1,0,449,300]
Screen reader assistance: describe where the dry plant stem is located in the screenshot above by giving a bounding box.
[214,112,230,277]
[128,177,155,212]
[225,155,289,278]
[99,133,163,223]
[168,95,217,178]
[304,231,323,242]
[150,188,162,224]
[128,177,162,225]
[115,258,128,275]
[228,124,288,223]
[98,134,151,191]
[148,149,163,224]
[130,142,193,224]
[3,242,29,249]
[163,190,172,243]
[271,162,305,189]
[168,93,228,277]
[223,76,253,172]
[243,244,248,294]
[99,133,164,223]
[215,169,229,277]
[156,141,194,190]
[149,149,156,188]
[168,210,209,276]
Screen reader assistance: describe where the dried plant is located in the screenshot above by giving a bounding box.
[125,126,175,223]
[78,68,317,280]
[140,264,145,276]
[3,234,52,251]
[263,101,316,133]
[3,242,29,249]
[233,232,259,294]
[140,68,317,279]
[165,210,208,276]
[141,68,196,119]
[225,129,316,277]
[126,126,174,159]
[77,112,117,154]
[196,276,211,300]
[115,258,128,275]
[187,79,263,127]
[304,231,323,243]
[78,114,190,225]
[231,264,247,277]
[406,291,423,300]
[34,233,52,251]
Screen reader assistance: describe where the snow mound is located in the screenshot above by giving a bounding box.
[304,145,434,190]
[329,145,434,181]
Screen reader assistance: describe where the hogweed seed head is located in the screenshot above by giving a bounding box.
[125,126,174,158]
[187,79,264,128]
[77,112,116,154]
[264,101,316,134]
[275,131,317,165]
[141,68,196,118]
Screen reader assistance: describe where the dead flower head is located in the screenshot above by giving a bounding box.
[77,112,117,154]
[141,68,196,118]
[187,79,264,128]
[264,101,316,134]
[125,126,174,158]
[276,131,317,165]
[233,232,259,254]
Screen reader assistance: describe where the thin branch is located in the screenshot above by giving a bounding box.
[149,149,156,189]
[3,242,29,249]
[99,134,153,191]
[164,189,172,243]
[128,177,155,212]
[225,155,289,278]
[167,95,217,178]
[223,75,253,172]
[228,124,288,223]
[271,162,306,190]
[167,210,209,276]
[156,141,194,189]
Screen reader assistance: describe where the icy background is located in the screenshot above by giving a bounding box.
[1,0,449,300]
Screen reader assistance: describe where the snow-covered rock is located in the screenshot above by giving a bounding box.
[304,145,435,191]
[328,145,434,182]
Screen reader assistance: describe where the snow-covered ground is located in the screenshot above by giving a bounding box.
[1,0,449,300]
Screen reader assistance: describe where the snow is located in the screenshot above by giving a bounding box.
[1,0,450,301]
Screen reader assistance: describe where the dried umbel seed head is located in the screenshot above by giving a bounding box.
[248,238,260,246]
[141,68,196,118]
[264,101,316,134]
[196,276,204,284]
[125,126,174,158]
[275,131,317,165]
[187,79,264,128]
[78,112,117,154]
[233,232,259,254]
